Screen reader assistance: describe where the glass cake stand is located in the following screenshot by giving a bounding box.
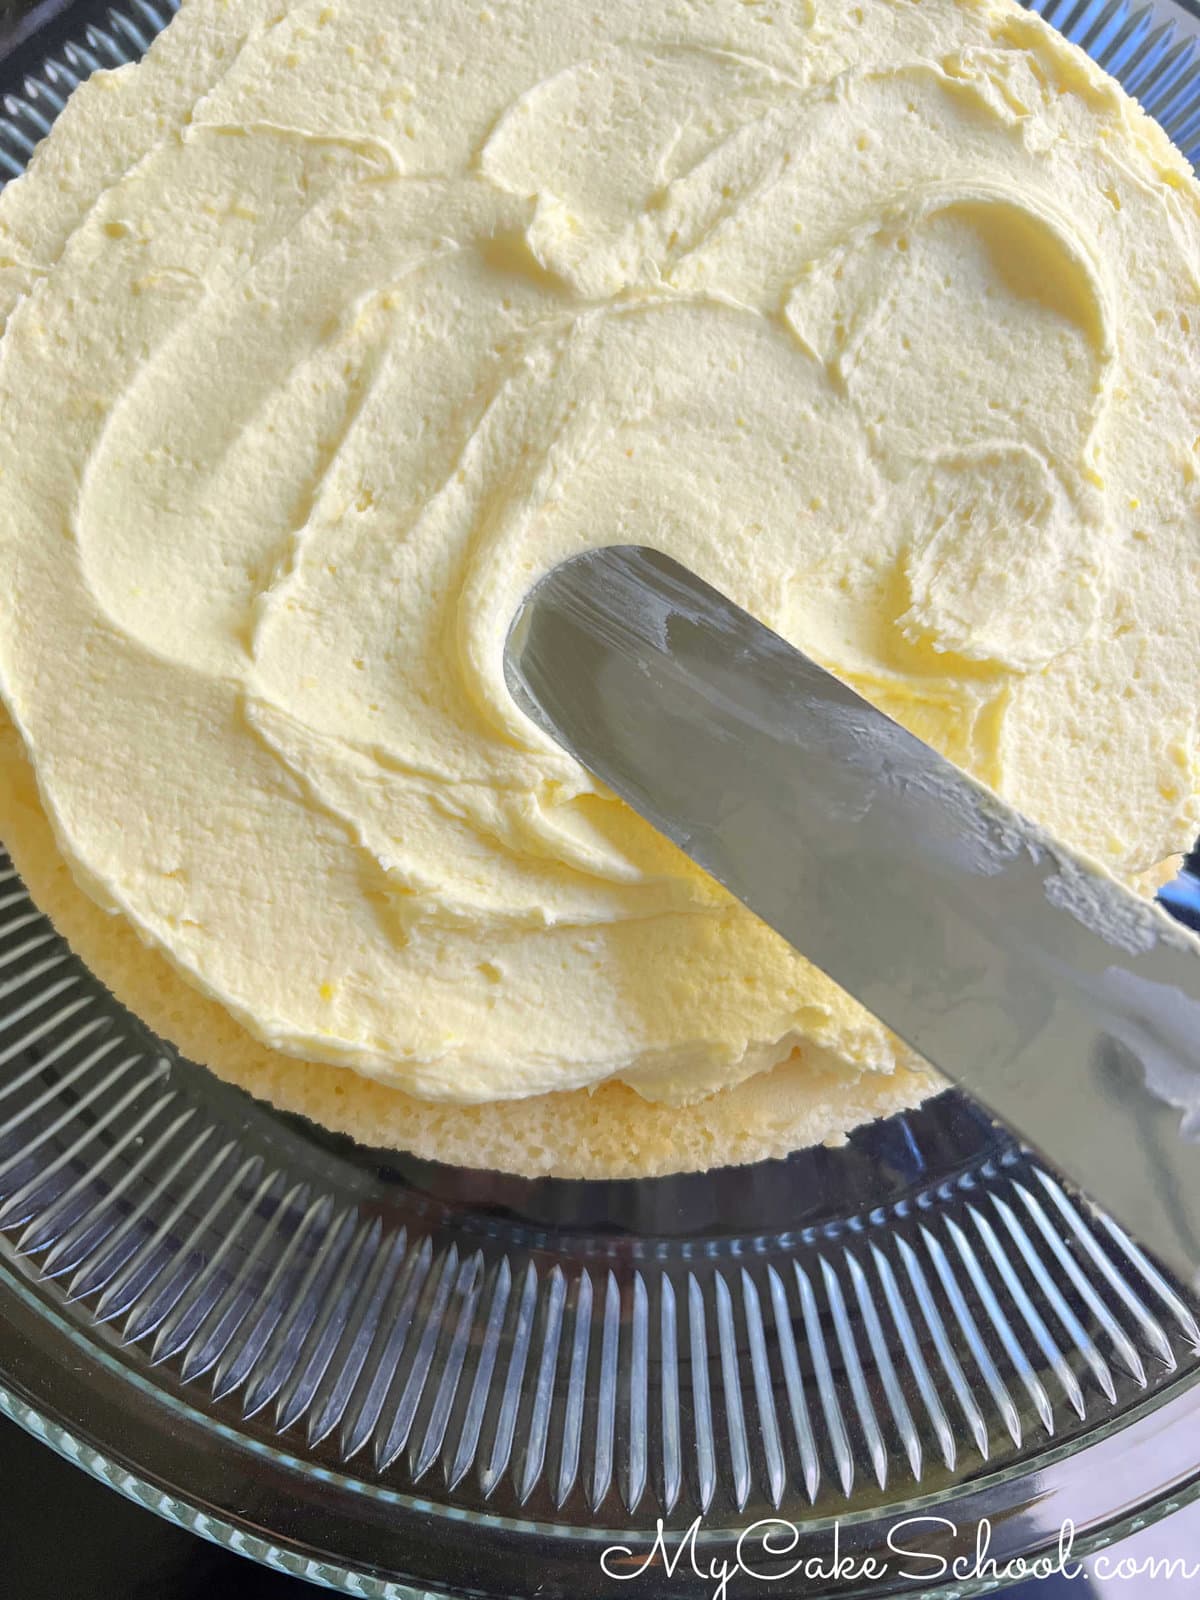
[3,2,1200,1595]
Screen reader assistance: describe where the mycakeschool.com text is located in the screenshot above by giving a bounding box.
[599,1516,1199,1598]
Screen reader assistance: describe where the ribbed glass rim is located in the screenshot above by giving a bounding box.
[5,1241,1199,1541]
[4,1254,1200,1600]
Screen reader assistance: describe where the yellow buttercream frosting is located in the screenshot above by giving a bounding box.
[0,0,1198,1113]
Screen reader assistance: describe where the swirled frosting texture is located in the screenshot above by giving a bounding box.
[1,0,1198,1107]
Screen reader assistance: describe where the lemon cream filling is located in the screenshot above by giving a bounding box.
[0,0,1198,1108]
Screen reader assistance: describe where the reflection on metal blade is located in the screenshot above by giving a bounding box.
[506,545,1200,1285]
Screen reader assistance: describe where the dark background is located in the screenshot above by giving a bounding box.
[1,1412,304,1597]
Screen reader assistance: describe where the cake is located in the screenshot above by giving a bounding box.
[0,0,1196,1175]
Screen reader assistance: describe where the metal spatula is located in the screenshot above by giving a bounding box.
[505,545,1200,1285]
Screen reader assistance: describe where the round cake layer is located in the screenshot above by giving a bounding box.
[0,0,1197,1121]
